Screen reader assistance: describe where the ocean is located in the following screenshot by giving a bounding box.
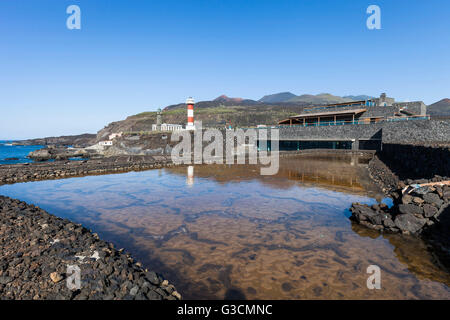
[0,140,44,165]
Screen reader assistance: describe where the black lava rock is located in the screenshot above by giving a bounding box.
[0,195,181,300]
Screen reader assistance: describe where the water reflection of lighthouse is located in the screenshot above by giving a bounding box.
[186,165,194,187]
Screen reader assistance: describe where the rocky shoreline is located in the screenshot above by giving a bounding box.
[350,154,450,270]
[350,154,450,234]
[350,179,450,234]
[0,195,181,300]
[366,154,400,194]
[0,155,175,185]
[352,152,450,235]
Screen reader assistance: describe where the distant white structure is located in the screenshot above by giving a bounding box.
[152,123,183,132]
[108,132,123,140]
[152,108,184,132]
[150,98,196,131]
[98,141,113,146]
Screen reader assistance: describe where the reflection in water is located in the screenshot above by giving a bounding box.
[351,224,450,286]
[187,166,194,187]
[0,154,449,299]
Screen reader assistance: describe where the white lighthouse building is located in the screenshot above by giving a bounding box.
[185,97,196,130]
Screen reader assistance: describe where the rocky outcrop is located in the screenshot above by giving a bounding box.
[14,134,96,148]
[350,180,450,235]
[0,155,175,185]
[102,133,178,157]
[28,147,93,161]
[367,154,400,193]
[0,196,180,300]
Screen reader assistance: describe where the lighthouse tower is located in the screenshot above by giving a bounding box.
[185,97,195,130]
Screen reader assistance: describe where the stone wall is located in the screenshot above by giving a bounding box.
[278,122,383,141]
[381,120,450,144]
[394,101,427,116]
[275,119,450,146]
[362,105,399,118]
[379,143,450,180]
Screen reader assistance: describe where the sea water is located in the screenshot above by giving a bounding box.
[0,140,44,164]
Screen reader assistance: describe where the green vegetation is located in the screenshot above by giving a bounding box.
[133,111,155,118]
[163,108,186,116]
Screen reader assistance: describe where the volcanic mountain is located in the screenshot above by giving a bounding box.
[259,92,373,104]
[214,95,244,103]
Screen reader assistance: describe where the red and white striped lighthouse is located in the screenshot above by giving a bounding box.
[186,97,195,130]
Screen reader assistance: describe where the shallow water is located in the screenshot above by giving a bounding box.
[0,154,449,299]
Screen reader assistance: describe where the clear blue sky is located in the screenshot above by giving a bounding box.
[0,0,449,139]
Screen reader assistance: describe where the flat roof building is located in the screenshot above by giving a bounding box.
[279,93,428,127]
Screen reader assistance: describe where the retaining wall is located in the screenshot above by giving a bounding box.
[379,144,450,180]
[276,119,450,146]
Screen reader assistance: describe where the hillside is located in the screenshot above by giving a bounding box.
[258,92,372,104]
[96,91,381,141]
[97,91,373,140]
[214,95,248,103]
[14,134,97,147]
[163,98,258,111]
[164,92,374,111]
[97,104,309,141]
[428,99,450,117]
